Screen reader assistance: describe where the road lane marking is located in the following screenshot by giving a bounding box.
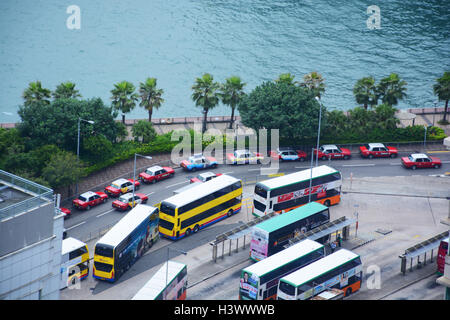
[295,166,311,169]
[146,192,155,196]
[166,181,189,188]
[222,171,234,174]
[342,164,375,167]
[390,163,402,165]
[96,209,115,218]
[247,168,260,171]
[65,221,86,231]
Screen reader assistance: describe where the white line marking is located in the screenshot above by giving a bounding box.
[390,163,401,165]
[342,164,375,167]
[295,166,311,169]
[96,209,114,218]
[65,221,86,231]
[145,192,155,197]
[247,168,260,171]
[222,171,234,174]
[166,181,189,188]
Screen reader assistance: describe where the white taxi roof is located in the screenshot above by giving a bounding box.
[118,193,134,200]
[235,149,251,155]
[411,153,428,159]
[368,143,385,148]
[80,191,96,198]
[321,144,337,149]
[199,172,215,178]
[147,165,163,172]
[112,178,129,185]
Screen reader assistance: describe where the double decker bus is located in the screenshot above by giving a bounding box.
[437,237,449,275]
[159,174,242,240]
[93,204,159,282]
[132,261,187,300]
[253,165,341,217]
[250,202,330,261]
[60,237,89,289]
[239,239,325,300]
[277,249,363,300]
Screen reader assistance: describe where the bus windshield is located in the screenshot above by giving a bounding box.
[279,281,296,295]
[94,244,113,258]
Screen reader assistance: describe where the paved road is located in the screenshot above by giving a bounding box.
[64,151,450,243]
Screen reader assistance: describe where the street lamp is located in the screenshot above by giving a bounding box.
[76,118,95,194]
[132,153,153,206]
[423,125,428,151]
[165,247,187,294]
[433,101,438,126]
[314,97,323,167]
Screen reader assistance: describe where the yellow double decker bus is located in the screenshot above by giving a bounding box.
[159,174,242,240]
[60,237,89,289]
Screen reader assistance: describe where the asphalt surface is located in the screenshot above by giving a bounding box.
[64,150,450,244]
[59,150,450,300]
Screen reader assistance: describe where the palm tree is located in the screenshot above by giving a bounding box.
[220,76,246,129]
[139,78,164,122]
[22,81,51,106]
[302,72,326,99]
[353,76,377,110]
[433,71,450,123]
[53,82,82,99]
[376,73,407,106]
[191,73,220,133]
[275,73,297,86]
[111,81,139,124]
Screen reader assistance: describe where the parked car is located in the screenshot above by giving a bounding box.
[401,153,441,170]
[314,145,351,160]
[60,207,71,219]
[139,165,175,183]
[72,191,108,210]
[112,192,148,211]
[190,172,222,183]
[180,153,218,171]
[359,143,398,159]
[227,149,264,165]
[270,147,307,161]
[104,178,140,197]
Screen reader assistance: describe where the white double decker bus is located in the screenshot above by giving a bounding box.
[253,165,342,217]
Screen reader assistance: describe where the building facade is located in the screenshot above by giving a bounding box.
[0,170,64,300]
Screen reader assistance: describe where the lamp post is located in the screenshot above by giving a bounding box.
[433,101,438,126]
[314,97,323,167]
[76,118,95,194]
[424,125,427,151]
[308,148,314,203]
[132,153,153,206]
[166,247,187,296]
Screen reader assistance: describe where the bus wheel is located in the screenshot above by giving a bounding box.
[324,200,331,207]
[345,288,352,296]
[227,209,233,217]
[185,229,191,237]
[193,225,199,233]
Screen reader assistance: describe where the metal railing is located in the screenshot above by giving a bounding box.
[0,170,53,220]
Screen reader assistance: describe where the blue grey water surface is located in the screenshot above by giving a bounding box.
[0,0,449,123]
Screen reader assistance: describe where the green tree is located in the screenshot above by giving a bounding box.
[275,73,297,86]
[22,81,51,106]
[220,76,246,129]
[302,72,326,99]
[376,73,407,106]
[111,81,139,124]
[191,73,220,133]
[41,150,85,195]
[139,77,165,122]
[115,121,129,142]
[131,120,157,143]
[374,103,400,130]
[238,81,322,143]
[17,98,118,152]
[433,71,450,123]
[322,110,349,139]
[53,82,82,99]
[83,135,113,162]
[353,76,377,110]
